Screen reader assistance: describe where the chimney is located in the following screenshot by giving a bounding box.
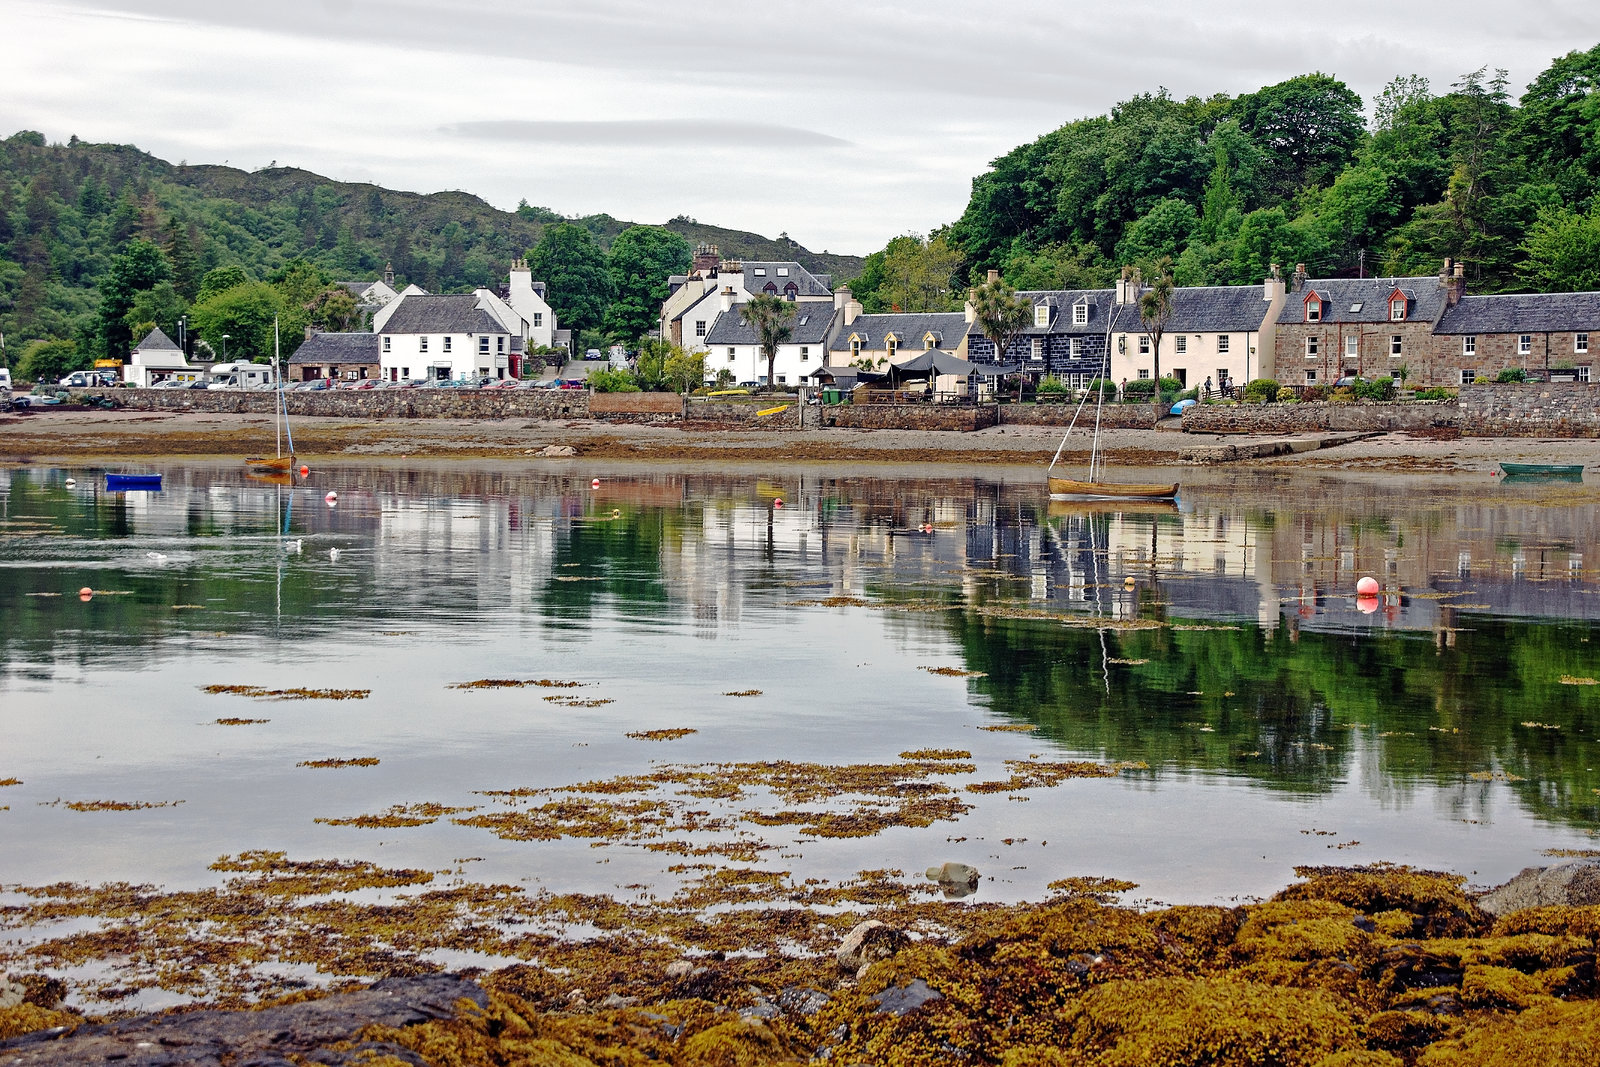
[720,286,735,314]
[986,269,1000,284]
[1439,257,1453,286]
[383,262,394,287]
[692,243,720,275]
[834,284,852,311]
[1264,262,1284,301]
[844,293,862,326]
[1447,260,1465,306]
[1291,263,1308,291]
[964,288,977,323]
[304,324,316,341]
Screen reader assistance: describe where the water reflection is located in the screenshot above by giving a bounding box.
[1,464,1597,903]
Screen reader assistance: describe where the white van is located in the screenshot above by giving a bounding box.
[0,368,11,392]
[206,361,275,390]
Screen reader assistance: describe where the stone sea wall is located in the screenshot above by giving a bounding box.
[1180,400,1459,434]
[1458,382,1600,437]
[822,405,998,431]
[997,403,1159,429]
[101,388,591,421]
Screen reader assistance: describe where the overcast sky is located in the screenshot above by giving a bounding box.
[3,0,1599,257]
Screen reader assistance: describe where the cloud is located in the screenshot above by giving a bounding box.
[441,119,852,149]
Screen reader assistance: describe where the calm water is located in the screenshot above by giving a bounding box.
[2,463,1598,907]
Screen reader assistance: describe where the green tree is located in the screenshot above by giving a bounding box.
[1138,259,1176,409]
[738,293,795,393]
[634,337,672,391]
[271,258,330,310]
[1117,197,1200,264]
[860,233,965,312]
[1003,242,1111,291]
[1232,73,1365,199]
[95,239,169,359]
[197,265,251,302]
[1519,205,1600,291]
[1517,44,1600,203]
[307,287,361,332]
[17,338,84,382]
[122,282,187,343]
[528,223,612,333]
[663,343,707,393]
[603,226,691,344]
[1228,208,1298,285]
[188,282,287,362]
[969,274,1032,398]
[162,217,203,301]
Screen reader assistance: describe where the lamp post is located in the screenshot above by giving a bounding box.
[221,334,229,362]
[178,315,187,355]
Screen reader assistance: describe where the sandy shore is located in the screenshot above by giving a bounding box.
[4,408,1600,472]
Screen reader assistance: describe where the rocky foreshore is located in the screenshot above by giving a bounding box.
[6,860,1600,1066]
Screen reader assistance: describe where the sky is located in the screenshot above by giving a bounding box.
[2,0,1599,258]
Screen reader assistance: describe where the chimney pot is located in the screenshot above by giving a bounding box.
[986,269,1000,284]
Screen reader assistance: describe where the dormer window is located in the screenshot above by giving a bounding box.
[753,268,766,277]
[1305,296,1322,322]
[1390,298,1406,321]
[924,334,937,350]
[1072,303,1089,325]
[776,267,789,277]
[886,336,898,357]
[850,337,861,357]
[1034,304,1050,327]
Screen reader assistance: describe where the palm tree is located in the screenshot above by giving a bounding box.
[739,294,795,393]
[1138,258,1175,411]
[969,272,1033,399]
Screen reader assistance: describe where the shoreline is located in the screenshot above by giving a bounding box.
[5,409,1600,472]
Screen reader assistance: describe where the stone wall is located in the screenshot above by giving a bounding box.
[1180,400,1459,434]
[822,404,998,431]
[104,388,590,420]
[998,403,1159,428]
[1459,382,1600,437]
[590,392,684,416]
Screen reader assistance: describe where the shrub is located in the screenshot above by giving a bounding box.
[1276,386,1300,403]
[586,367,639,393]
[1037,375,1069,394]
[1085,377,1117,397]
[1158,376,1183,394]
[1495,367,1529,383]
[1303,385,1327,402]
[1353,378,1394,401]
[1330,386,1356,403]
[1474,376,1493,384]
[1123,377,1158,400]
[1242,378,1279,403]
[1415,387,1454,400]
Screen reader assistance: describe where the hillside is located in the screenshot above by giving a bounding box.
[0,131,861,357]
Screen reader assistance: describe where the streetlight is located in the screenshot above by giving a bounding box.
[221,334,229,362]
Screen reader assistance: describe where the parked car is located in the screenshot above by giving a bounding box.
[584,348,603,360]
[59,370,116,389]
[291,379,329,391]
[151,378,196,389]
[485,379,519,390]
[0,368,12,391]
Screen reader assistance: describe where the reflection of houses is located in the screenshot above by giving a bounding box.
[122,328,197,387]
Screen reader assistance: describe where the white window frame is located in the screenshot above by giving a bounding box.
[799,346,810,362]
[886,337,897,357]
[753,268,766,277]
[1578,365,1591,382]
[776,267,789,277]
[726,347,735,361]
[695,320,707,338]
[1217,335,1230,354]
[1175,335,1187,355]
[1460,368,1474,385]
[1390,335,1403,357]
[443,336,452,353]
[1518,334,1531,355]
[1390,299,1406,321]
[1306,299,1321,323]
[420,336,429,353]
[382,336,391,354]
[1463,335,1476,355]
[1069,337,1082,357]
[1305,336,1319,358]
[1578,333,1590,353]
[1345,335,1358,358]
[1030,337,1043,360]
[532,312,542,328]
[478,336,489,355]
[851,339,861,358]
[1072,303,1088,325]
[1138,335,1150,355]
[1305,370,1317,385]
[1137,369,1151,379]
[1033,304,1050,327]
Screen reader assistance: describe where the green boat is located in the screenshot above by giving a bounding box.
[1499,462,1584,481]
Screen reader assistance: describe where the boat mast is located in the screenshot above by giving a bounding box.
[274,317,282,459]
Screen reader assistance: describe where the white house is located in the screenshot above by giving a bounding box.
[665,248,836,353]
[505,259,561,352]
[377,293,516,382]
[701,296,837,387]
[1107,272,1287,392]
[335,264,401,313]
[122,327,197,387]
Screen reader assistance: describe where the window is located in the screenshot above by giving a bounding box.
[726,347,735,361]
[1518,334,1531,355]
[1031,337,1043,360]
[800,346,810,362]
[753,268,766,276]
[1137,369,1151,379]
[1344,335,1358,358]
[1305,336,1319,358]
[1175,335,1187,355]
[695,320,706,338]
[401,367,409,379]
[1391,370,1404,383]
[1073,303,1088,325]
[776,267,788,276]
[1463,335,1476,355]
[1349,302,1363,313]
[1390,299,1406,321]
[851,338,861,358]
[420,336,428,353]
[1138,335,1150,355]
[497,336,505,354]
[1390,335,1403,357]
[1579,366,1592,382]
[1217,335,1230,354]
[382,336,391,354]
[798,315,808,326]
[443,336,452,353]
[1034,304,1050,327]
[1306,298,1321,322]
[1069,338,1082,357]
[479,336,490,355]
[1578,333,1590,353]
[532,312,542,328]
[777,375,787,384]
[1305,370,1317,385]
[886,337,897,357]
[924,335,936,350]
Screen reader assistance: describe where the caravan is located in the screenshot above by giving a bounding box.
[206,361,276,390]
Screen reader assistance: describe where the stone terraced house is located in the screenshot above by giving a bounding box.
[1272,263,1462,387]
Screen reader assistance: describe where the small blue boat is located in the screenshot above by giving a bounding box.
[105,473,163,491]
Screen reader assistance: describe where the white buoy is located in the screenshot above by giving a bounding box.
[64,478,77,488]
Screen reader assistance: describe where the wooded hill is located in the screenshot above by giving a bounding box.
[848,45,1600,315]
[0,131,862,360]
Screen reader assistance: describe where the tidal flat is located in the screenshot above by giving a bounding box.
[2,462,1599,1062]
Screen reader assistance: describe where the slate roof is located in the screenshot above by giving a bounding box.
[289,332,382,365]
[378,295,504,335]
[1434,292,1600,335]
[336,281,371,297]
[741,262,832,298]
[705,304,836,345]
[133,327,180,352]
[1275,277,1450,325]
[831,312,969,352]
[1015,290,1125,335]
[1163,285,1277,333]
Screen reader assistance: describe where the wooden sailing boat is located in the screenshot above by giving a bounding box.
[1046,351,1177,501]
[246,318,296,472]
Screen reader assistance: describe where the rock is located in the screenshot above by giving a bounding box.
[1478,861,1600,916]
[664,960,695,980]
[0,978,26,1009]
[774,987,830,1016]
[739,1000,781,1021]
[537,444,577,457]
[599,993,638,1010]
[925,861,980,898]
[871,979,943,1017]
[836,920,909,973]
